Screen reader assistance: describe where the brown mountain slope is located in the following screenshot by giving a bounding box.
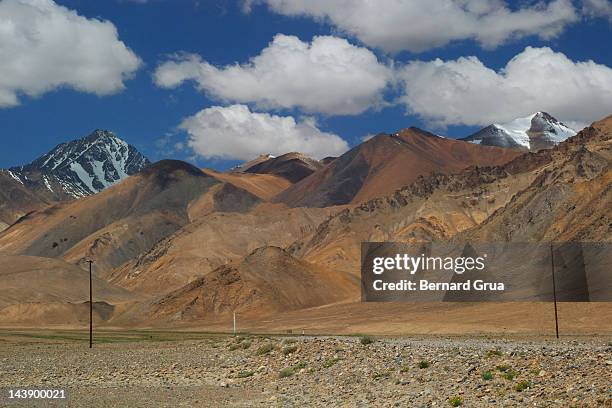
[122,246,355,324]
[0,172,50,231]
[274,128,521,208]
[461,115,611,242]
[0,255,131,308]
[242,152,324,183]
[230,154,275,172]
[0,160,260,272]
[202,168,291,201]
[289,167,535,281]
[288,115,611,281]
[105,204,334,295]
[0,255,133,326]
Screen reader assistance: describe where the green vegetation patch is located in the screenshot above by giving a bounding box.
[448,396,463,407]
[514,380,532,392]
[323,357,341,368]
[502,369,519,381]
[496,364,511,372]
[360,335,375,345]
[236,371,254,378]
[293,362,306,370]
[282,345,298,355]
[256,343,275,355]
[278,367,295,378]
[372,372,390,380]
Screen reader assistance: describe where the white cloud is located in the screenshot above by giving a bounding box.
[154,34,392,115]
[582,0,612,21]
[565,121,589,132]
[0,0,141,107]
[180,104,349,160]
[250,0,578,53]
[396,46,612,127]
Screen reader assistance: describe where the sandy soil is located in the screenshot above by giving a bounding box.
[139,302,612,337]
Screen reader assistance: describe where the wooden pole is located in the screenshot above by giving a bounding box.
[88,260,93,348]
[233,311,236,336]
[550,243,559,339]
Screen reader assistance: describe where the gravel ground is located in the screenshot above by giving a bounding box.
[0,335,611,407]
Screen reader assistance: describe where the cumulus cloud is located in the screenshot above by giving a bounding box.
[582,0,612,21]
[180,104,349,160]
[396,46,612,127]
[0,0,141,108]
[248,0,578,53]
[154,34,392,115]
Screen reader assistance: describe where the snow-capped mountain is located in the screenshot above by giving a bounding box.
[461,112,577,151]
[6,130,150,198]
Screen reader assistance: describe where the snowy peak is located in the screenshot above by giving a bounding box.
[8,130,150,198]
[462,112,576,151]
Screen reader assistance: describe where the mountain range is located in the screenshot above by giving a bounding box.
[460,111,577,151]
[274,127,520,207]
[0,112,609,330]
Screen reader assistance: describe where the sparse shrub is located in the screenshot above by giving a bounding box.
[360,335,375,345]
[400,366,410,373]
[486,349,502,358]
[228,344,241,351]
[482,371,494,381]
[282,338,297,345]
[278,367,294,378]
[323,357,341,368]
[496,364,511,372]
[283,345,298,355]
[241,341,251,349]
[256,343,274,355]
[514,380,532,392]
[419,360,430,369]
[372,372,390,379]
[502,370,518,381]
[293,362,306,370]
[236,371,254,378]
[448,396,463,407]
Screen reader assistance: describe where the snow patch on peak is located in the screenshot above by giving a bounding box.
[491,116,534,149]
[462,112,577,151]
[5,129,150,199]
[6,170,24,185]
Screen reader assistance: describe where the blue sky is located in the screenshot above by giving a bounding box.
[1,0,611,170]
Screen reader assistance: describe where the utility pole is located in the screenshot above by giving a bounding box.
[550,243,559,339]
[87,260,94,348]
[233,312,237,336]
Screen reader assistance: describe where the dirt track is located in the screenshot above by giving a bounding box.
[0,332,610,407]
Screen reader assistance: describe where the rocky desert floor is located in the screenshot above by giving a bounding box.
[0,331,611,407]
